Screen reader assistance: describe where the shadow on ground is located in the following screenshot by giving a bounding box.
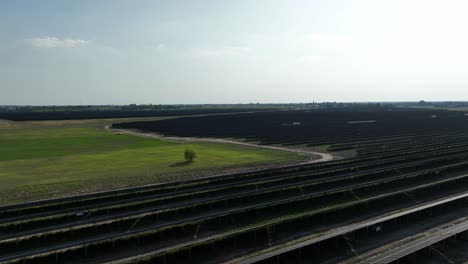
[169,161,194,167]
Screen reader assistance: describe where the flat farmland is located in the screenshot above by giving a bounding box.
[7,109,468,264]
[0,119,306,205]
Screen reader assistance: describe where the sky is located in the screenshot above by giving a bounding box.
[2,0,468,105]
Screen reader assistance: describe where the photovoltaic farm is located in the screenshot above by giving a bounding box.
[4,108,468,263]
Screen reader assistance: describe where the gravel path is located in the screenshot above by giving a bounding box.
[105,125,334,164]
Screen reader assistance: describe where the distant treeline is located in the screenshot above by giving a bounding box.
[0,108,277,121]
[0,104,285,113]
[5,102,453,121]
[0,103,396,121]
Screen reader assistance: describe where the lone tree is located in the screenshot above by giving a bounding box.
[184,148,197,162]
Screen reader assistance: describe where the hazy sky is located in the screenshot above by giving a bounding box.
[3,0,468,105]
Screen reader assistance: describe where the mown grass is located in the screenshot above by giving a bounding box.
[0,119,306,205]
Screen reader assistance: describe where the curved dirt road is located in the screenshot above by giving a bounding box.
[105,126,334,164]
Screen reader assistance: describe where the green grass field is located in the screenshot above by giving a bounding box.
[0,119,306,205]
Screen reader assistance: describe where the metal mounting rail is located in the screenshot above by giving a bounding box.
[227,190,468,264]
[360,219,468,264]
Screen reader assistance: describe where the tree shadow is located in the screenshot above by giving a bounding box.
[169,161,194,167]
